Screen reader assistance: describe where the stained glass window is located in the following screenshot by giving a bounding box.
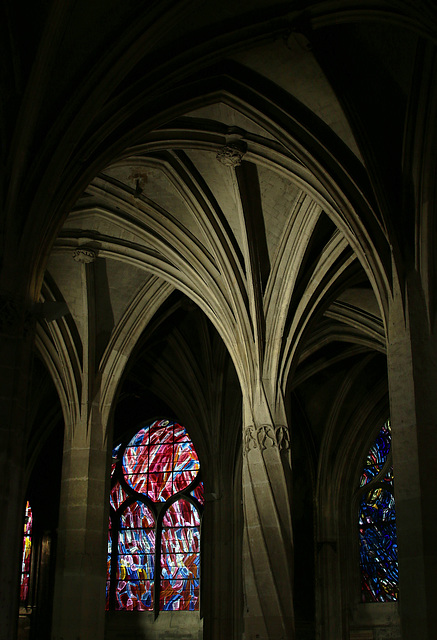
[20,501,32,603]
[107,419,203,614]
[160,499,201,610]
[358,421,398,602]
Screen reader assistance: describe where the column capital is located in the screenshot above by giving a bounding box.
[72,247,96,264]
[243,423,290,456]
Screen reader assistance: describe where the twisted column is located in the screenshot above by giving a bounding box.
[242,422,294,639]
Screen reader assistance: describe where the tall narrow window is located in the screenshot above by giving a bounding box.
[358,421,398,602]
[20,501,33,603]
[107,419,204,613]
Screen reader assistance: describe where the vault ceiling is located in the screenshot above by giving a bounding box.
[43,98,380,408]
[28,3,423,460]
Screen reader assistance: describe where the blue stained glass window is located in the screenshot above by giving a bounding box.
[106,419,203,613]
[359,422,391,487]
[359,421,398,602]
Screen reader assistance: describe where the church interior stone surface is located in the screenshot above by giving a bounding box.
[1,1,436,639]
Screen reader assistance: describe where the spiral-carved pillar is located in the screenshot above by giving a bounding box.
[242,422,294,640]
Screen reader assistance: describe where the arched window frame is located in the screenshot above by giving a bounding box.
[356,420,398,603]
[106,418,204,615]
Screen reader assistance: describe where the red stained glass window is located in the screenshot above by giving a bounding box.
[107,419,203,614]
[191,483,205,505]
[20,501,32,603]
[160,500,200,610]
[110,482,130,511]
[122,420,200,502]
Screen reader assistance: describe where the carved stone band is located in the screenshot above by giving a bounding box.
[73,248,96,263]
[243,424,290,455]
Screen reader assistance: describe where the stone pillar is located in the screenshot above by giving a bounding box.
[51,250,110,640]
[242,415,294,639]
[202,478,243,640]
[51,404,109,640]
[387,272,437,639]
[0,294,34,640]
[315,537,342,640]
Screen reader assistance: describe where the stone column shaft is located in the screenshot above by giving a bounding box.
[242,421,294,640]
[202,482,243,640]
[51,407,109,640]
[387,276,437,639]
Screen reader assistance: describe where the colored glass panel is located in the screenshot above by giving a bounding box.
[107,523,112,608]
[106,552,112,610]
[105,581,111,611]
[119,529,155,555]
[159,579,200,611]
[20,501,32,602]
[161,500,200,611]
[191,482,205,505]
[110,481,130,511]
[105,518,113,611]
[173,442,200,472]
[122,446,149,494]
[173,470,197,494]
[360,464,394,487]
[147,472,173,502]
[115,580,154,611]
[359,488,398,601]
[162,526,200,554]
[174,423,191,443]
[111,443,123,477]
[118,554,154,580]
[113,501,156,611]
[161,552,200,579]
[108,420,201,613]
[163,499,201,527]
[360,422,391,487]
[122,420,200,502]
[20,575,30,603]
[359,422,398,602]
[148,443,174,472]
[360,487,396,526]
[120,501,155,529]
[113,443,123,457]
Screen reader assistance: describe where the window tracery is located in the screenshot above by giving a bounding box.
[106,419,203,612]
